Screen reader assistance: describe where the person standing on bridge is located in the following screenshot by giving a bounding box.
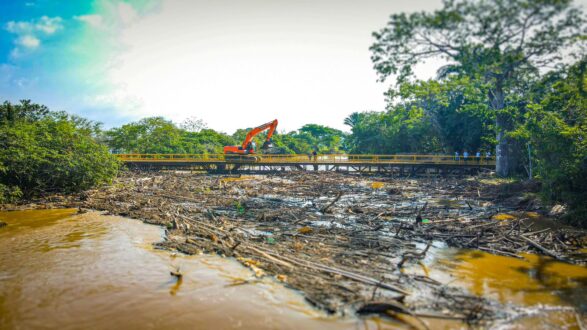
[485,151,491,164]
[454,151,460,161]
[476,151,481,163]
[463,151,469,162]
[312,150,318,162]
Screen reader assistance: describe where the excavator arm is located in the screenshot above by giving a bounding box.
[241,119,278,150]
[224,119,278,156]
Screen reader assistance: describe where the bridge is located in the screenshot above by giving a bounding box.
[116,154,495,176]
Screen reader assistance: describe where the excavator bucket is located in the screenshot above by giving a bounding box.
[261,141,274,150]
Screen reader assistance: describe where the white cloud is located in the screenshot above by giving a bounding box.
[75,14,105,28]
[5,16,63,57]
[16,35,40,49]
[6,21,33,34]
[73,3,140,31]
[35,16,63,34]
[5,16,62,35]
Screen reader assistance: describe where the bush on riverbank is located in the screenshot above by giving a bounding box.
[0,100,119,200]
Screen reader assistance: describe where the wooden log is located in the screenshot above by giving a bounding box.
[321,192,343,213]
[519,235,566,261]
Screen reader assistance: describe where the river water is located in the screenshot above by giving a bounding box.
[0,209,585,329]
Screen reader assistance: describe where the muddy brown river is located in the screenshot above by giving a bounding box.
[1,209,585,329]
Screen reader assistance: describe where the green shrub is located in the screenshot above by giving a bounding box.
[0,100,120,198]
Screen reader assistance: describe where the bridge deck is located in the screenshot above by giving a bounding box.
[116,153,494,165]
[116,154,494,175]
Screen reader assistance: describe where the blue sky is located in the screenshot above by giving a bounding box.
[1,0,159,127]
[2,0,586,133]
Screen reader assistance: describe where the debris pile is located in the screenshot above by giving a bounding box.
[83,172,586,325]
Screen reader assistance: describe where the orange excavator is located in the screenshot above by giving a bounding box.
[224,119,278,162]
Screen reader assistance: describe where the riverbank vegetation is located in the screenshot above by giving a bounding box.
[0,100,119,202]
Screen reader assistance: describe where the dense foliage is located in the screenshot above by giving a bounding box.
[268,124,347,154]
[106,118,347,155]
[370,0,585,176]
[346,77,493,154]
[517,60,587,224]
[346,59,586,222]
[0,100,119,201]
[105,117,236,154]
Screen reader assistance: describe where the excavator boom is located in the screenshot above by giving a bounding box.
[241,119,278,150]
[224,119,278,157]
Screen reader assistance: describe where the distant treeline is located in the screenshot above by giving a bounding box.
[104,118,348,155]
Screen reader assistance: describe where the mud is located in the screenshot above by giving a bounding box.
[75,172,587,326]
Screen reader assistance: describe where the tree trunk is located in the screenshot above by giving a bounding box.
[495,113,517,176]
[491,85,519,177]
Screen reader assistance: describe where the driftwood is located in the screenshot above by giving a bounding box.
[519,235,565,261]
[320,192,343,213]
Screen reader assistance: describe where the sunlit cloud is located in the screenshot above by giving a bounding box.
[35,16,63,34]
[5,16,63,35]
[16,35,40,49]
[75,14,104,28]
[4,15,63,58]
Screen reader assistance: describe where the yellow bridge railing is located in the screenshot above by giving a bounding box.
[115,154,496,166]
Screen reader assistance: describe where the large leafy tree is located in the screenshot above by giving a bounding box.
[345,76,493,154]
[394,76,493,153]
[106,117,184,154]
[371,0,585,176]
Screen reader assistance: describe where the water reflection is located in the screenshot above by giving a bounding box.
[448,250,587,309]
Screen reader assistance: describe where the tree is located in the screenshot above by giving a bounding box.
[181,129,236,154]
[298,124,347,153]
[0,99,49,123]
[106,117,235,155]
[106,117,184,154]
[180,116,208,133]
[344,112,367,128]
[394,76,494,153]
[371,0,585,176]
[231,124,347,155]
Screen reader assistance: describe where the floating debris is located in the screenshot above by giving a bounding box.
[82,171,586,326]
